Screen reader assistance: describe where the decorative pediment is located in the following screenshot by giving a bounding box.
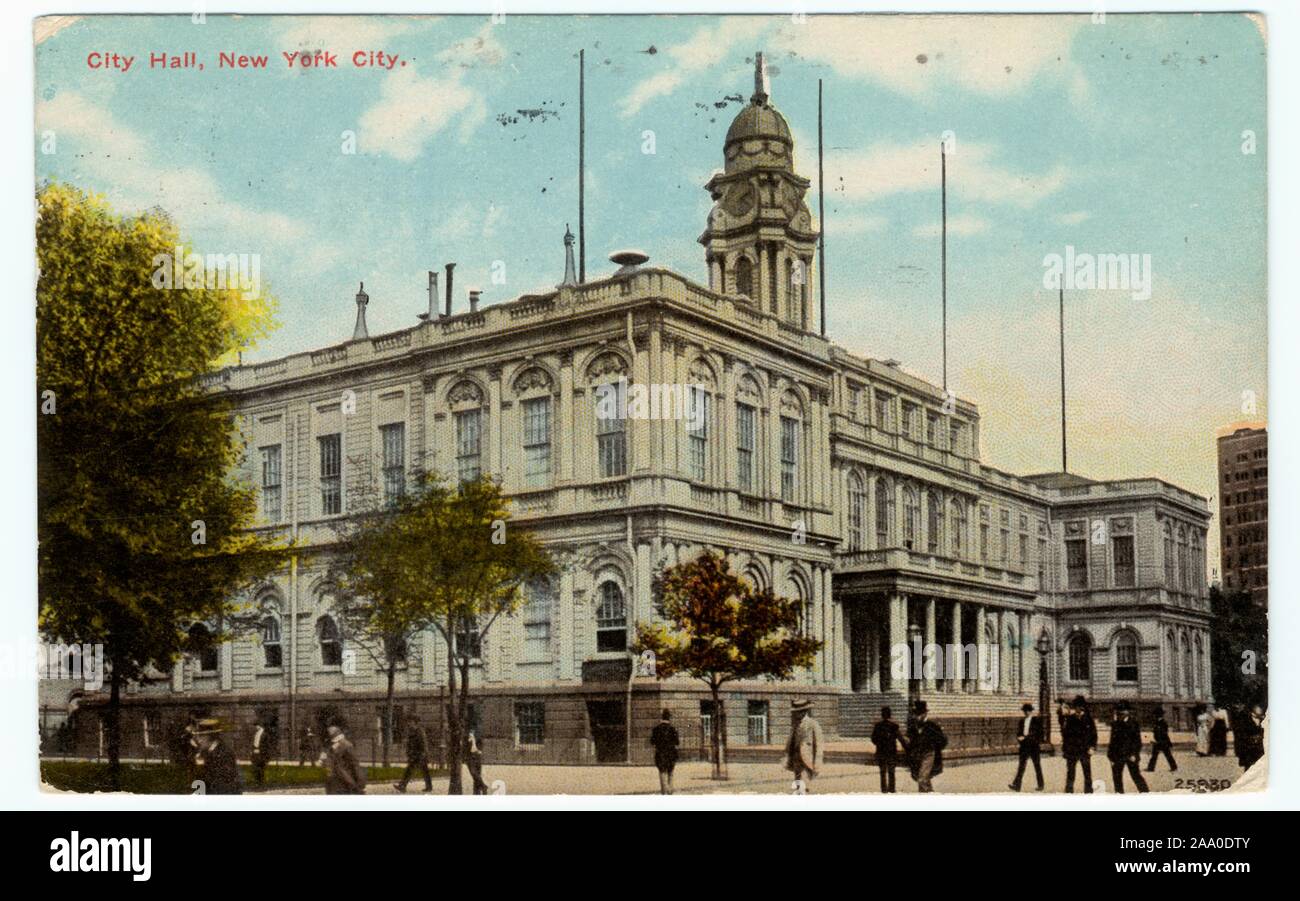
[513,366,554,395]
[586,351,628,383]
[447,380,484,407]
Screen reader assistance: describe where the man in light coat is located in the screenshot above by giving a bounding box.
[784,699,824,791]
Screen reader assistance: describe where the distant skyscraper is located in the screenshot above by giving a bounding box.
[1217,425,1268,605]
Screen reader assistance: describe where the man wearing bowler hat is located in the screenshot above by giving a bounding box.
[784,699,823,790]
[1146,705,1178,773]
[906,700,947,793]
[192,718,242,795]
[1060,695,1097,793]
[1108,701,1149,793]
[1008,702,1045,792]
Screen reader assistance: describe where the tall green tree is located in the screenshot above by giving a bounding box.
[330,472,556,793]
[37,183,281,789]
[1209,584,1268,710]
[633,552,822,780]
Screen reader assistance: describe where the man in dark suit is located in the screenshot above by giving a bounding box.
[1108,701,1149,793]
[1008,702,1045,791]
[906,700,947,793]
[1234,705,1266,770]
[396,715,433,793]
[1146,706,1178,772]
[870,706,902,793]
[649,709,680,795]
[1060,696,1097,793]
[193,719,242,795]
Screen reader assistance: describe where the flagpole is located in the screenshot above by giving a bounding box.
[818,78,826,338]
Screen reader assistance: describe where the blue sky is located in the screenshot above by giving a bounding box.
[35,13,1267,567]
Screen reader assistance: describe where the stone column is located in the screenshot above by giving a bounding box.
[487,366,503,479]
[975,605,987,692]
[950,601,963,691]
[558,352,574,483]
[924,598,938,691]
[888,593,908,692]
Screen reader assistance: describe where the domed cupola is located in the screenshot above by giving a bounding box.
[700,52,819,330]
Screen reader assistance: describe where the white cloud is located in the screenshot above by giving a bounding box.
[1055,210,1091,226]
[36,92,306,244]
[772,14,1086,99]
[913,214,989,237]
[432,201,507,242]
[619,18,770,118]
[824,139,1068,209]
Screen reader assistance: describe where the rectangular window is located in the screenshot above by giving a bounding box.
[949,421,963,455]
[596,382,627,478]
[1000,529,1010,564]
[523,584,552,662]
[1113,534,1135,587]
[847,386,860,421]
[1038,538,1048,585]
[926,412,939,446]
[1066,539,1088,589]
[874,392,893,431]
[380,422,405,503]
[1115,640,1138,683]
[688,388,709,482]
[980,524,989,561]
[522,397,552,488]
[903,403,918,438]
[455,409,482,483]
[515,702,545,746]
[780,416,799,502]
[747,700,769,745]
[1018,534,1028,567]
[318,434,341,515]
[260,444,282,522]
[736,403,755,491]
[454,617,482,661]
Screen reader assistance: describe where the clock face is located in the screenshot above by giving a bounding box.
[723,181,756,218]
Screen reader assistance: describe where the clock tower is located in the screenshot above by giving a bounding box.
[700,52,819,330]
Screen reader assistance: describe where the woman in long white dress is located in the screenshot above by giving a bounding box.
[1194,704,1212,756]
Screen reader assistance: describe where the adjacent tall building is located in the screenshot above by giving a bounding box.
[1217,425,1268,606]
[60,57,1215,766]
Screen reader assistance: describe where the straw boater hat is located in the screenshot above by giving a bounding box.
[192,718,225,736]
[791,699,814,712]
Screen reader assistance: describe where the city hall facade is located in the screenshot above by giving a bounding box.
[64,66,1214,766]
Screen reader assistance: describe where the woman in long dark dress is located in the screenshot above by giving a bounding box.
[1209,708,1229,756]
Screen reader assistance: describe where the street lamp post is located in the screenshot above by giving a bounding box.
[1037,628,1053,746]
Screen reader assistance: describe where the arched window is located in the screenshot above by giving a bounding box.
[1163,522,1175,585]
[687,385,711,483]
[926,492,942,552]
[734,256,754,298]
[847,471,865,551]
[448,380,485,484]
[982,622,999,691]
[903,486,920,549]
[950,499,966,558]
[1067,634,1091,682]
[1115,632,1139,684]
[317,615,342,667]
[522,578,553,662]
[188,624,219,674]
[875,478,893,547]
[596,581,627,652]
[260,613,282,669]
[590,354,630,479]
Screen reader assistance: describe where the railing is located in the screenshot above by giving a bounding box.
[311,346,348,366]
[373,331,411,352]
[253,359,288,379]
[589,481,628,503]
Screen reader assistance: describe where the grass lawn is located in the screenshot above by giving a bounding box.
[40,759,429,794]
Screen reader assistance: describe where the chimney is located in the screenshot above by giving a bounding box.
[419,270,439,320]
[468,288,481,313]
[352,282,370,340]
[444,263,456,317]
[561,224,577,287]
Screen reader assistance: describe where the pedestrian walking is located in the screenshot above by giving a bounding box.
[1108,701,1149,793]
[1060,696,1097,793]
[250,719,269,787]
[784,699,824,791]
[320,723,366,794]
[1209,707,1229,757]
[192,719,242,795]
[1146,706,1178,772]
[905,700,947,793]
[298,725,316,767]
[1008,702,1045,792]
[1194,704,1212,757]
[649,709,680,795]
[396,716,433,793]
[1234,705,1265,770]
[870,706,902,793]
[465,729,489,795]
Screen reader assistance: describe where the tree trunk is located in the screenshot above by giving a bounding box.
[445,629,463,795]
[710,682,727,781]
[382,663,396,768]
[458,657,474,792]
[107,664,122,791]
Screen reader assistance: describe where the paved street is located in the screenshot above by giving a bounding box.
[273,752,1245,796]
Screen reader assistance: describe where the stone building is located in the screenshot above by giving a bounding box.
[1217,425,1268,606]
[64,58,1214,765]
